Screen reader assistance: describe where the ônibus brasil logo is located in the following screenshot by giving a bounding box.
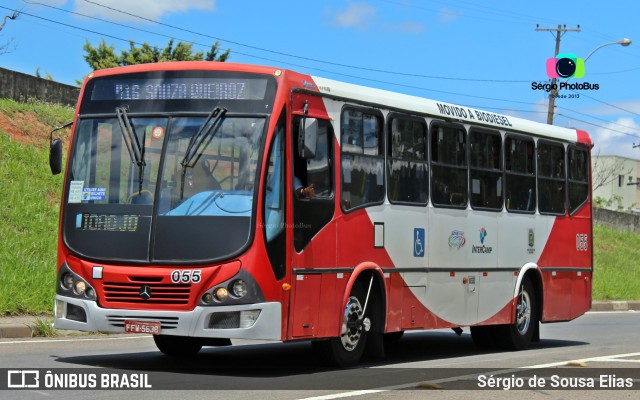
[532,52,599,93]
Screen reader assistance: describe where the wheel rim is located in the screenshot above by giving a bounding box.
[516,290,531,335]
[340,295,364,351]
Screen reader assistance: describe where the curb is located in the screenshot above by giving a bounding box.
[590,301,640,312]
[0,323,34,339]
[0,302,637,339]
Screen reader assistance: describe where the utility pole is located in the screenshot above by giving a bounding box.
[535,24,581,125]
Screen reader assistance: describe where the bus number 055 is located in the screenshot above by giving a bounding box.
[171,270,202,284]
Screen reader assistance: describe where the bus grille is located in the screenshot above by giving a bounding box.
[102,281,191,305]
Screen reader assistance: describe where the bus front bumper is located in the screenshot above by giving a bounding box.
[54,295,282,340]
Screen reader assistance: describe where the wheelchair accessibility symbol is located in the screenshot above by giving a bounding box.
[414,228,425,257]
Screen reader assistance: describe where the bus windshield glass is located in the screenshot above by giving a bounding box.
[62,71,275,263]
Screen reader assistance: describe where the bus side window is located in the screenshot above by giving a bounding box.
[387,115,428,205]
[537,141,566,215]
[568,146,589,214]
[263,112,286,279]
[469,128,502,210]
[340,108,384,211]
[430,122,468,208]
[293,118,332,198]
[505,135,536,213]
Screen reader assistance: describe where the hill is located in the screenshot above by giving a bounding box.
[0,99,73,314]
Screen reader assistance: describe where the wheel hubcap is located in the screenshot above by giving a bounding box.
[516,290,531,335]
[340,296,364,351]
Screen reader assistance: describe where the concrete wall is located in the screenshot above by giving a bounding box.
[592,155,640,212]
[0,67,79,107]
[594,207,640,233]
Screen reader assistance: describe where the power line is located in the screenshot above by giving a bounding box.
[6,4,638,137]
[21,1,227,51]
[556,105,640,134]
[556,113,640,139]
[0,6,147,47]
[76,0,531,83]
[578,93,640,117]
[2,4,540,106]
[377,0,556,26]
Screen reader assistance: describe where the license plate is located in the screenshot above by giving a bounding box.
[124,320,161,335]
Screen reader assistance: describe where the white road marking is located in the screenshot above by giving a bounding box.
[0,336,150,345]
[294,351,640,400]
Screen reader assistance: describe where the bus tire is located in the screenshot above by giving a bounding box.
[314,281,369,367]
[153,335,203,357]
[496,277,537,350]
[383,330,404,346]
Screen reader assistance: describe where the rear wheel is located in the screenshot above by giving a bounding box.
[496,277,538,350]
[153,335,203,357]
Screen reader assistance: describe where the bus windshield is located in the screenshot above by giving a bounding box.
[63,113,266,263]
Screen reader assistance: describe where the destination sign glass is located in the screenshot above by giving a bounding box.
[90,78,269,101]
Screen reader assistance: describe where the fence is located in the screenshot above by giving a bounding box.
[0,67,79,107]
[593,207,640,233]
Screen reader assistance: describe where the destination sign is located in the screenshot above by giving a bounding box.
[90,78,268,101]
[76,213,140,232]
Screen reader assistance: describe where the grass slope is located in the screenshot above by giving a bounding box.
[0,99,72,314]
[593,224,640,300]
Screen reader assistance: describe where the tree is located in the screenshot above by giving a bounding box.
[82,38,230,70]
[591,151,633,192]
[35,67,53,81]
[0,11,20,56]
[82,39,119,70]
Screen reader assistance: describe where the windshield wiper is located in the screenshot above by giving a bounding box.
[180,107,227,199]
[116,106,146,194]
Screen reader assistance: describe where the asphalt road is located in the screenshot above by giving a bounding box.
[0,311,638,400]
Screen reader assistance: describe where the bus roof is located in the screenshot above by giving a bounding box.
[310,75,592,147]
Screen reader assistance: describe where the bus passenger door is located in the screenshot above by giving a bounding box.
[289,110,337,339]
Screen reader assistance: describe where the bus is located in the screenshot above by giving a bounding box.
[49,62,592,367]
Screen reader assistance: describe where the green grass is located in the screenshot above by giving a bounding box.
[593,224,640,300]
[0,97,75,128]
[0,99,72,315]
[33,318,58,337]
[0,98,638,316]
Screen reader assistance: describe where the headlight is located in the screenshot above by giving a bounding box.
[74,280,87,296]
[62,273,74,290]
[56,263,96,300]
[202,292,214,304]
[198,270,265,307]
[231,280,248,298]
[214,287,229,302]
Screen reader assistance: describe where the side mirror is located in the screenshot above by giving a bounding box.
[297,117,318,159]
[49,138,63,175]
[48,121,72,175]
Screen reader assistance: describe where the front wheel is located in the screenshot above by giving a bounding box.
[313,282,369,367]
[153,335,203,357]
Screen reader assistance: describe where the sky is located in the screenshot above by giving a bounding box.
[1,0,639,158]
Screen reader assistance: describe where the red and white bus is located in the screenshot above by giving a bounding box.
[49,62,592,366]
